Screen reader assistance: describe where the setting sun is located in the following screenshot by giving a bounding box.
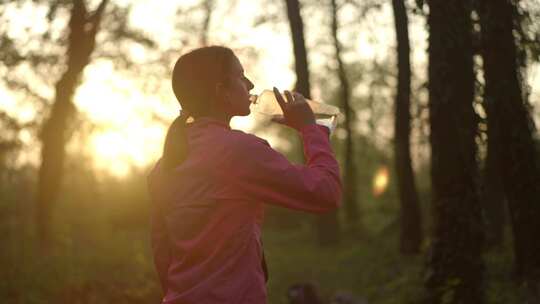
[88,123,164,176]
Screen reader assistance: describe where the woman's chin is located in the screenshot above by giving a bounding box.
[239,108,251,116]
[231,112,250,119]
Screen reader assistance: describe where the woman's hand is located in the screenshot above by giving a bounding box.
[271,87,316,131]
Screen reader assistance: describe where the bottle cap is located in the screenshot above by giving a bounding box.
[249,94,258,104]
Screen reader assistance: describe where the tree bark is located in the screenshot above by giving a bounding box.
[330,0,359,226]
[200,0,215,46]
[285,0,339,246]
[36,0,108,251]
[424,1,484,303]
[478,0,540,296]
[480,136,506,248]
[391,0,423,255]
[284,0,311,98]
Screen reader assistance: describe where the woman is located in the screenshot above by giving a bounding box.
[147,46,342,304]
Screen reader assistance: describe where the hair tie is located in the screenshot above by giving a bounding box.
[179,109,193,123]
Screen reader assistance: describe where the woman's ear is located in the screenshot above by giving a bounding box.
[215,82,230,104]
[215,82,224,99]
[213,83,232,117]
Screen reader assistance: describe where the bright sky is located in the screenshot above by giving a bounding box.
[74,0,394,177]
[2,0,539,177]
[76,0,300,176]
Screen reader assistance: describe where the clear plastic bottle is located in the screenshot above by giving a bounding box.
[249,89,340,133]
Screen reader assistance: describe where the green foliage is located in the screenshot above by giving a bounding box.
[0,164,161,303]
[263,224,424,304]
[0,160,526,303]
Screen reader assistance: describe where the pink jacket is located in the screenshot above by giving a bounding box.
[147,117,342,304]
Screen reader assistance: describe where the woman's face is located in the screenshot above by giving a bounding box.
[219,55,254,117]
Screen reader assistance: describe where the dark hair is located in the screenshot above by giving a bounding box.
[161,46,236,172]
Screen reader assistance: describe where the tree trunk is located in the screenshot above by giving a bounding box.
[284,0,311,98]
[469,0,507,252]
[36,0,108,251]
[480,136,506,248]
[330,0,359,226]
[478,0,540,297]
[200,0,215,46]
[424,1,484,303]
[391,0,423,255]
[285,0,339,246]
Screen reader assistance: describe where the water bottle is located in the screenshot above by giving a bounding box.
[249,89,340,133]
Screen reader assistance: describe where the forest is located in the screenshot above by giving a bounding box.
[1,0,540,303]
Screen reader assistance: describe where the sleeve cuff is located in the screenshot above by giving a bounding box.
[299,123,330,137]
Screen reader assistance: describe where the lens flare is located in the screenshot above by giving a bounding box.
[372,166,389,197]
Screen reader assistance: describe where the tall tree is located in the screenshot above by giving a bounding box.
[425,0,484,303]
[478,0,540,297]
[284,0,311,98]
[284,0,339,245]
[391,0,423,254]
[36,0,109,250]
[470,0,507,250]
[330,0,359,226]
[1,0,155,252]
[200,0,215,46]
[479,140,506,248]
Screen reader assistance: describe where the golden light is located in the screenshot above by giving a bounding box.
[89,124,164,177]
[372,166,389,197]
[0,1,401,178]
[72,61,171,177]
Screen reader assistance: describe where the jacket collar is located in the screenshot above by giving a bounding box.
[189,116,231,130]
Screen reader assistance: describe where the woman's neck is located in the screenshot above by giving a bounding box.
[194,111,231,126]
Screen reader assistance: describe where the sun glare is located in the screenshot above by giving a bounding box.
[89,124,164,177]
[373,166,389,197]
[3,1,457,178]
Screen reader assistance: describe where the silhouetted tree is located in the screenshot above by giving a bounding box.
[330,0,359,227]
[470,0,507,250]
[391,0,423,254]
[36,0,109,251]
[285,0,340,246]
[479,140,506,248]
[174,0,217,47]
[424,0,484,303]
[1,0,155,251]
[478,0,540,298]
[200,0,215,46]
[285,0,311,98]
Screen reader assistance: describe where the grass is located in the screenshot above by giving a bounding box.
[263,222,424,304]
[0,169,527,303]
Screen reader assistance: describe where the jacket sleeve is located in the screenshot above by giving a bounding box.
[223,124,342,213]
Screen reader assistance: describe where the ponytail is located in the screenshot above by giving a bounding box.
[161,110,191,172]
[163,46,236,172]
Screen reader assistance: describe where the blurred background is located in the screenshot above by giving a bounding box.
[1,0,539,303]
